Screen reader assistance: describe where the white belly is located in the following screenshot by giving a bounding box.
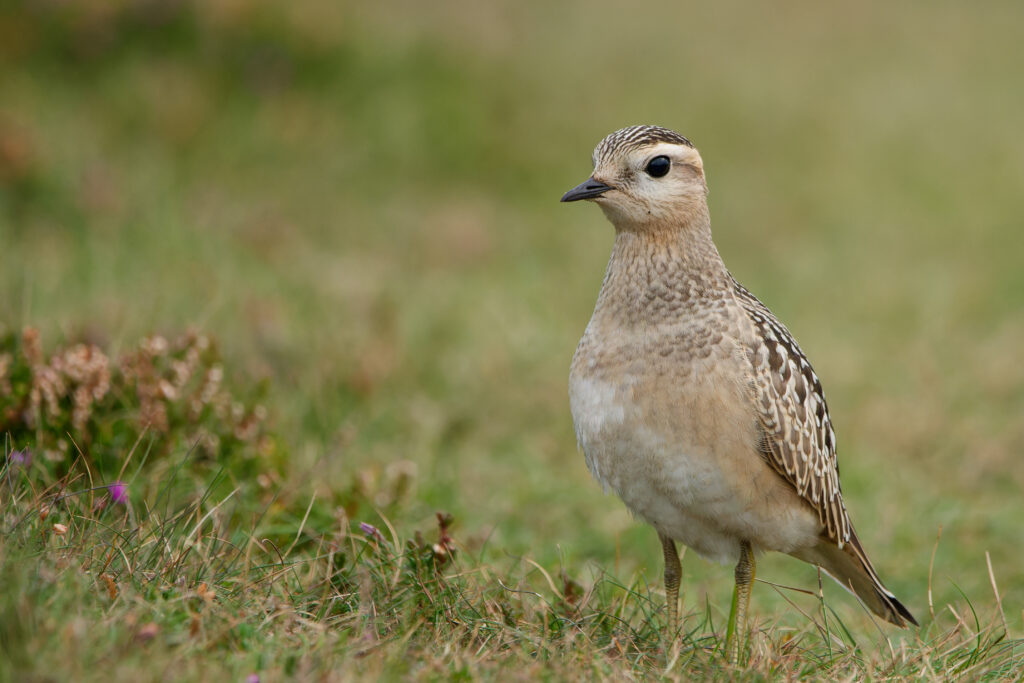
[569,373,821,564]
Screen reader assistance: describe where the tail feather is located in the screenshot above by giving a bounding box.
[791,532,918,627]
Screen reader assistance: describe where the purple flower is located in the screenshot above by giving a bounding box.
[359,522,382,540]
[245,675,260,683]
[109,481,128,504]
[9,449,31,468]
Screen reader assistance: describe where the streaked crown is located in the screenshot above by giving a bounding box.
[593,125,694,166]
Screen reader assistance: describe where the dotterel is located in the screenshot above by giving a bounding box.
[562,125,916,663]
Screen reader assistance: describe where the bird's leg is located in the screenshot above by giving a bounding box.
[659,533,682,641]
[725,540,755,665]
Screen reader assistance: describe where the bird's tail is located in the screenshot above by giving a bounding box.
[791,531,918,627]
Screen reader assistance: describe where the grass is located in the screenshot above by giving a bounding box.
[2,446,1021,681]
[2,0,1024,679]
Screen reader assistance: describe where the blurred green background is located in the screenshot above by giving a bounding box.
[2,0,1023,631]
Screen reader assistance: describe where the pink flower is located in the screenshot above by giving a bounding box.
[359,522,383,541]
[9,449,31,468]
[109,481,128,504]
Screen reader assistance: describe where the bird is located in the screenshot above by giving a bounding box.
[562,125,916,663]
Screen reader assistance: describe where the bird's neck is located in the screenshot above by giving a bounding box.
[594,209,733,327]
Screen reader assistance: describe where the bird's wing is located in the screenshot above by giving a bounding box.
[732,280,852,547]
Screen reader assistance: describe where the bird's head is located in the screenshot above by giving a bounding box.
[561,125,708,230]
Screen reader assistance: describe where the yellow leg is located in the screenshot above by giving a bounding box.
[660,533,682,641]
[725,540,755,665]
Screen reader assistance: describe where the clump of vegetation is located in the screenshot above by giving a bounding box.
[0,327,271,477]
[0,426,739,681]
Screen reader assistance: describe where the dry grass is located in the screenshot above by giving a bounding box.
[2,437,1021,681]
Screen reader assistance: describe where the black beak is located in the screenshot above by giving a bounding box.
[560,177,614,202]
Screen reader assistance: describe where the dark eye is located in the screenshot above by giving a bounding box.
[645,155,671,178]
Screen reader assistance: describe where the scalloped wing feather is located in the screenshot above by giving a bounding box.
[733,281,852,547]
